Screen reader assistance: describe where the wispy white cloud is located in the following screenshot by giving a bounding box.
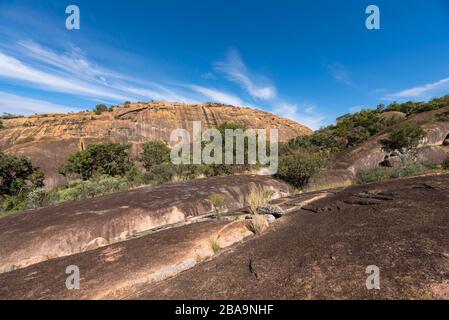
[274,102,325,130]
[0,41,247,107]
[201,72,215,80]
[326,62,351,85]
[214,49,276,100]
[190,85,244,106]
[386,77,449,100]
[17,40,115,80]
[0,51,132,101]
[0,91,75,115]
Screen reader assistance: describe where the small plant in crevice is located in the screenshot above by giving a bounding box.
[247,186,275,214]
[210,238,221,254]
[442,156,449,170]
[208,193,226,216]
[436,111,449,122]
[247,214,269,235]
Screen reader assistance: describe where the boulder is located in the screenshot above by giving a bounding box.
[443,139,449,146]
[378,111,406,122]
[265,214,276,224]
[82,237,109,252]
[256,205,285,218]
[380,155,402,168]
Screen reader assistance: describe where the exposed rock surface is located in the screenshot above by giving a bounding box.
[0,102,312,190]
[0,175,290,274]
[130,173,449,300]
[256,205,285,217]
[378,111,406,122]
[1,173,447,299]
[0,219,253,300]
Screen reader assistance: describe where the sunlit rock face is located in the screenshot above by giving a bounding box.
[0,102,312,189]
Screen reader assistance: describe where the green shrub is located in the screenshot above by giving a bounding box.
[276,151,328,188]
[356,163,434,184]
[141,164,175,184]
[280,108,398,156]
[442,157,449,170]
[356,166,394,184]
[0,151,44,197]
[0,187,46,214]
[93,104,108,115]
[59,143,135,180]
[139,163,212,185]
[0,113,24,120]
[385,95,449,116]
[141,140,171,170]
[47,175,129,204]
[347,126,371,147]
[387,124,426,150]
[0,120,3,130]
[26,188,46,209]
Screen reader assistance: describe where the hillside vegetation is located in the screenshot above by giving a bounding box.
[1,95,449,215]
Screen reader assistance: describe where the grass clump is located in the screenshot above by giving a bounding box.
[356,163,436,184]
[436,111,449,122]
[247,186,275,214]
[247,214,269,235]
[210,238,221,254]
[442,157,449,170]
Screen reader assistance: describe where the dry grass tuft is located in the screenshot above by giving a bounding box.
[210,238,221,254]
[247,186,276,214]
[247,214,269,235]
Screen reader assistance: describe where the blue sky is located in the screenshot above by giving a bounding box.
[0,0,449,129]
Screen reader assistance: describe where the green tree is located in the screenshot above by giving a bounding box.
[347,126,370,147]
[141,140,171,170]
[276,151,328,188]
[0,113,24,120]
[59,143,134,180]
[0,151,44,197]
[388,124,426,150]
[94,104,108,115]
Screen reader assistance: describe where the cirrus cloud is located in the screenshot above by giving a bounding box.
[214,49,277,100]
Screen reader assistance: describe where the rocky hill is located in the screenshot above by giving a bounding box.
[311,106,449,189]
[0,102,312,189]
